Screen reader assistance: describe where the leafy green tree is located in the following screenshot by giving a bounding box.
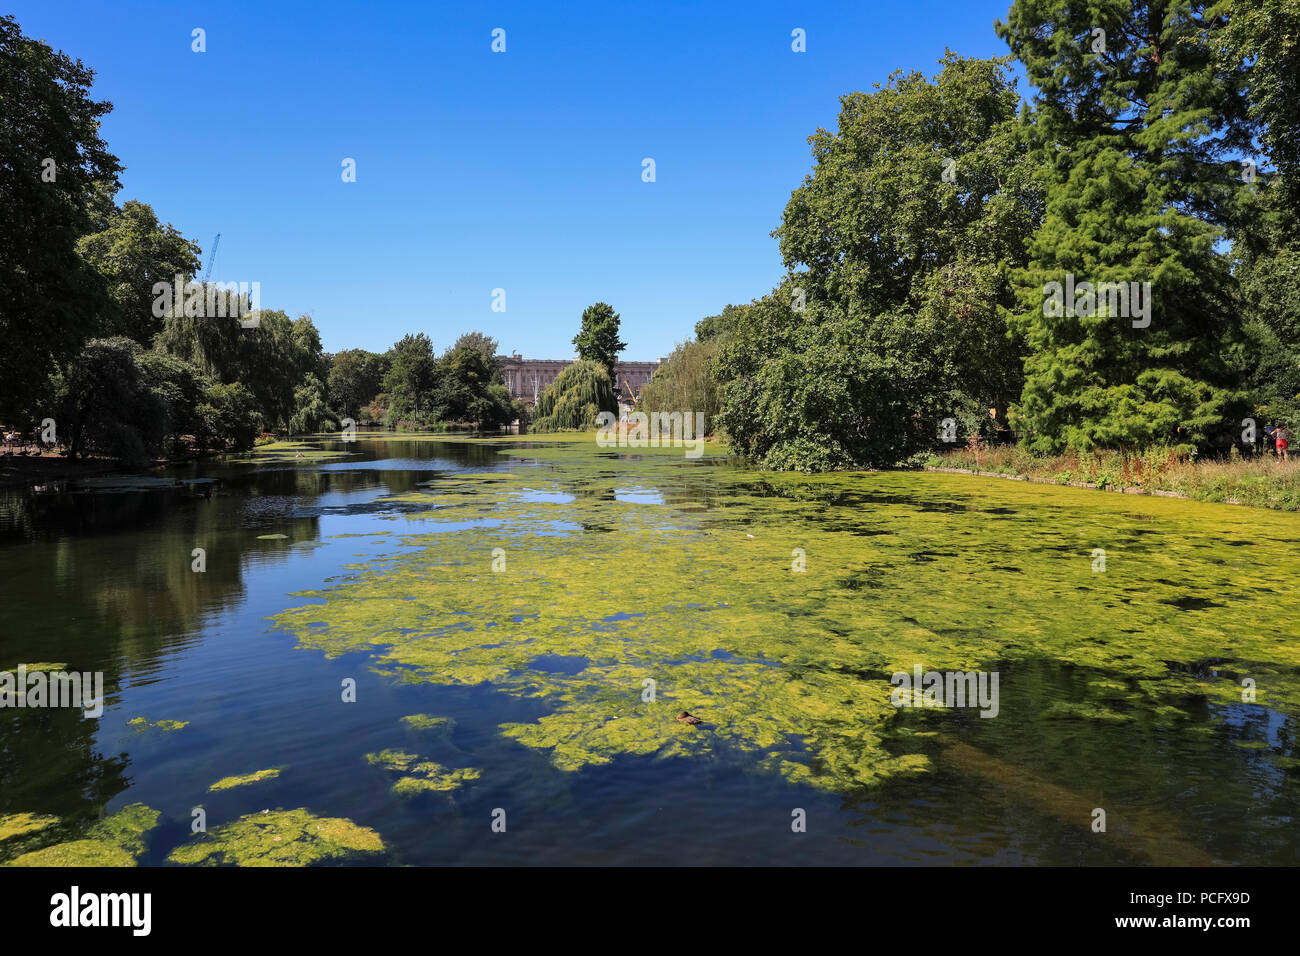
[0,14,122,422]
[717,54,1039,469]
[77,199,201,345]
[531,360,615,432]
[451,331,501,366]
[195,382,259,452]
[137,350,212,454]
[291,314,328,382]
[997,0,1255,453]
[153,290,245,380]
[327,349,390,422]
[695,304,751,343]
[1235,185,1300,429]
[572,302,626,404]
[1213,0,1300,218]
[717,281,966,469]
[53,337,166,463]
[436,339,513,427]
[155,306,327,431]
[288,374,336,434]
[636,338,721,430]
[382,333,438,423]
[1214,0,1300,434]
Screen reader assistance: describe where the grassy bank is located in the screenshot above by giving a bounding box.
[926,445,1300,510]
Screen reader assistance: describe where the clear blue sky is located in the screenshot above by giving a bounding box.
[11,0,1016,358]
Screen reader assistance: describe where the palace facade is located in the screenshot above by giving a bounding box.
[498,354,661,405]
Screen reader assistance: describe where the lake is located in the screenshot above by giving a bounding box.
[1,434,1296,865]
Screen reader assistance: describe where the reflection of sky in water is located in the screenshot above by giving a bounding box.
[614,487,665,505]
[515,490,575,504]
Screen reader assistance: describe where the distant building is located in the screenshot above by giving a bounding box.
[498,354,662,405]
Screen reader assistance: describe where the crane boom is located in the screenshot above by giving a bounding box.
[203,233,221,284]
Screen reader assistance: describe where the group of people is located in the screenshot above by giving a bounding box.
[2,428,39,455]
[1265,425,1292,461]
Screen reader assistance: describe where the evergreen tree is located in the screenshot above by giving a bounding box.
[997,0,1256,453]
[572,302,625,404]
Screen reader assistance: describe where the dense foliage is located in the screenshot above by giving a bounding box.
[572,302,625,411]
[531,360,616,432]
[635,338,721,430]
[703,3,1299,470]
[716,53,1040,469]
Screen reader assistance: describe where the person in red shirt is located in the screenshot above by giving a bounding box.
[1275,425,1291,461]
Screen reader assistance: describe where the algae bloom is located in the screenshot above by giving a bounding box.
[209,768,283,791]
[166,809,384,866]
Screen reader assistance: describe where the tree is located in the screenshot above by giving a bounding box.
[531,360,615,432]
[1213,0,1300,219]
[997,1,1255,453]
[636,338,721,431]
[382,333,438,423]
[195,382,259,452]
[138,350,212,455]
[155,306,327,431]
[77,199,201,345]
[572,302,626,404]
[695,303,752,343]
[328,349,390,422]
[716,54,1040,469]
[451,331,501,366]
[716,281,971,470]
[436,339,513,428]
[288,374,336,434]
[52,337,166,463]
[0,14,122,422]
[1235,185,1300,429]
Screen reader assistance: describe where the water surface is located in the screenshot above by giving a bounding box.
[1,435,1296,865]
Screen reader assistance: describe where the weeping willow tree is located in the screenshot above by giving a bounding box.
[636,338,721,433]
[530,359,616,432]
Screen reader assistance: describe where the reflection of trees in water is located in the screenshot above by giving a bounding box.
[0,437,541,836]
[840,658,1300,865]
[0,707,130,831]
[0,474,328,835]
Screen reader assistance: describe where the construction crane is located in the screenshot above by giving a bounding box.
[203,233,221,284]
[623,378,640,407]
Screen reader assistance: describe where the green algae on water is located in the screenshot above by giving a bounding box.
[3,803,160,867]
[365,749,481,793]
[86,803,160,855]
[128,717,189,732]
[228,441,354,463]
[268,436,1300,797]
[166,809,384,866]
[209,768,283,791]
[401,713,454,732]
[0,813,59,842]
[5,839,135,867]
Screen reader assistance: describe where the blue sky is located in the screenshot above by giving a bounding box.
[11,0,1016,358]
